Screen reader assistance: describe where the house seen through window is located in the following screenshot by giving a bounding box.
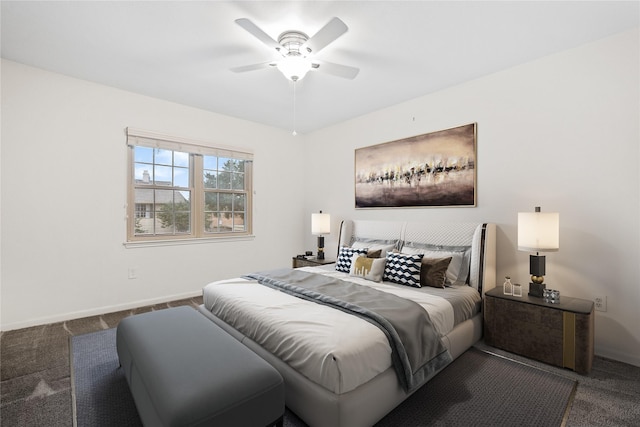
[127,129,253,242]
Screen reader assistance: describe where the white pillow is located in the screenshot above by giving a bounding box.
[383,252,423,288]
[349,254,386,282]
[351,240,398,258]
[336,246,368,273]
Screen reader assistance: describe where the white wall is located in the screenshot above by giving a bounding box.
[303,29,640,367]
[1,60,306,329]
[2,28,639,368]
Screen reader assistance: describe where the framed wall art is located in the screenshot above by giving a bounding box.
[355,123,476,208]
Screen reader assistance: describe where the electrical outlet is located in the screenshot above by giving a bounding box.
[128,267,138,280]
[594,295,607,312]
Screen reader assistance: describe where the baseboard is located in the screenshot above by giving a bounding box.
[0,290,202,332]
[595,348,640,369]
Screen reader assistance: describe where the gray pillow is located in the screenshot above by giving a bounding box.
[421,257,452,288]
[401,243,471,286]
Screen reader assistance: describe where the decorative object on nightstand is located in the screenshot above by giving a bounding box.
[544,288,561,304]
[518,206,559,297]
[503,276,513,295]
[311,211,330,260]
[512,283,522,297]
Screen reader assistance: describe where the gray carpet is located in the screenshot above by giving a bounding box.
[71,328,577,427]
[70,328,141,427]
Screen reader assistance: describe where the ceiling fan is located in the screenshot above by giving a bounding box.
[231,17,359,82]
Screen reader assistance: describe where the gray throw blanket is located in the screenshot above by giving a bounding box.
[243,268,452,392]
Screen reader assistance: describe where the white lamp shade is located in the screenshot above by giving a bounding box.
[518,212,559,252]
[311,213,330,235]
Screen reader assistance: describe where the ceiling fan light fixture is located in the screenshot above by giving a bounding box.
[277,55,312,81]
[233,17,358,81]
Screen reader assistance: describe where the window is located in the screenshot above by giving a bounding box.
[126,128,253,242]
[203,156,247,233]
[135,203,152,219]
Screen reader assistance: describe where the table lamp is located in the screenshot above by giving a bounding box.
[518,206,559,297]
[311,211,330,260]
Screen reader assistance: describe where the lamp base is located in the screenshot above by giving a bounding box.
[530,255,546,277]
[317,236,325,260]
[528,282,546,298]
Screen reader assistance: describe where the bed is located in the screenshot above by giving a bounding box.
[198,220,496,427]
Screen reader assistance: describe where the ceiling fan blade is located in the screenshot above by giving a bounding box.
[230,61,274,73]
[301,17,348,55]
[312,60,359,80]
[235,18,281,51]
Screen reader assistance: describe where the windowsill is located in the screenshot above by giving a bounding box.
[123,234,255,248]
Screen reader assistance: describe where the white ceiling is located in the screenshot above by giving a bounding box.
[2,1,638,134]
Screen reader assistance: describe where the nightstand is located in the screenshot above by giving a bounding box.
[292,257,335,268]
[484,286,594,374]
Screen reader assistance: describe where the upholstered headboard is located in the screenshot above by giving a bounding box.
[337,220,497,294]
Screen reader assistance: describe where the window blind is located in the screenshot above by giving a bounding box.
[126,127,253,160]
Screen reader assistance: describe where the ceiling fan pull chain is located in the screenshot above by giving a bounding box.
[292,81,298,136]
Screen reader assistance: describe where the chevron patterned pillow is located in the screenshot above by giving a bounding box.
[335,246,369,273]
[384,252,424,288]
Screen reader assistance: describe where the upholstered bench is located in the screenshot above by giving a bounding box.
[116,306,285,427]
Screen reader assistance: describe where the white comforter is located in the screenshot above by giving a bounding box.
[202,266,479,394]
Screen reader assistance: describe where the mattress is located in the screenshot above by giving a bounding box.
[202,265,481,395]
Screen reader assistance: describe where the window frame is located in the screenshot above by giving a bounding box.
[126,128,253,244]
